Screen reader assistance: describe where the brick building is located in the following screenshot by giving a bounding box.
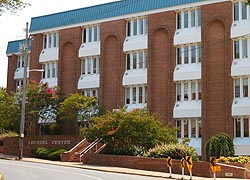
[6,0,250,156]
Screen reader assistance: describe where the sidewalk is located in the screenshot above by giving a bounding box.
[0,153,242,180]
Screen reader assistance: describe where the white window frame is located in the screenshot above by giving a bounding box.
[125,85,147,105]
[233,1,250,22]
[176,43,202,65]
[176,8,201,30]
[233,38,250,60]
[234,77,250,98]
[176,80,201,102]
[82,25,100,43]
[43,32,59,49]
[126,17,148,37]
[234,117,250,138]
[81,56,100,75]
[176,118,201,139]
[80,88,99,99]
[126,50,147,70]
[41,61,58,79]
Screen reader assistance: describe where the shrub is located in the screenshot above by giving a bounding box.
[32,147,67,161]
[218,156,250,163]
[145,143,199,161]
[205,132,235,160]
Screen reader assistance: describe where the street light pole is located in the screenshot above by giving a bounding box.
[19,22,29,160]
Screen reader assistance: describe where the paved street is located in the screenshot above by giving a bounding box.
[0,159,165,180]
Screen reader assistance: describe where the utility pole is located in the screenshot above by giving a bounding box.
[19,22,29,160]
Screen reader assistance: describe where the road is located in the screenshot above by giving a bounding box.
[0,159,166,180]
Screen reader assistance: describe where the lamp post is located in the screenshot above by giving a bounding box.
[19,22,29,160]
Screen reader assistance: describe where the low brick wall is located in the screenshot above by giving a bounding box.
[83,154,250,179]
[3,135,83,157]
[0,146,3,153]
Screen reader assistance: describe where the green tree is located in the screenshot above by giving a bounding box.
[16,81,62,135]
[84,109,177,155]
[57,93,100,135]
[205,132,235,160]
[246,0,250,5]
[0,88,19,132]
[0,0,30,15]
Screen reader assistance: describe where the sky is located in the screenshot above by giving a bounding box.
[0,0,118,88]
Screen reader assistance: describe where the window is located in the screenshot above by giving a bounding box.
[234,40,240,59]
[177,8,201,29]
[81,56,100,75]
[176,81,201,102]
[176,118,201,139]
[82,25,100,43]
[234,38,250,59]
[176,44,201,65]
[81,88,99,99]
[41,61,58,79]
[16,80,24,91]
[126,50,147,70]
[43,32,58,49]
[126,17,148,37]
[234,117,250,138]
[125,85,147,105]
[234,1,250,21]
[234,77,250,98]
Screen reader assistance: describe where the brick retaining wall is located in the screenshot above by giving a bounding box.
[83,154,250,179]
[3,135,83,157]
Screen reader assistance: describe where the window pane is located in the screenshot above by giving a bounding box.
[126,54,130,70]
[42,64,46,79]
[52,63,56,78]
[234,40,240,59]
[88,28,92,42]
[242,39,248,58]
[82,60,86,75]
[132,87,136,104]
[234,3,239,21]
[243,78,248,97]
[176,120,181,138]
[53,33,57,47]
[244,118,249,137]
[191,10,195,27]
[184,119,188,138]
[44,35,47,49]
[184,46,189,64]
[177,48,182,64]
[145,86,147,103]
[87,59,91,74]
[177,84,181,101]
[133,19,137,36]
[144,51,148,68]
[191,119,196,138]
[198,82,201,100]
[83,29,86,43]
[93,58,97,73]
[145,18,148,34]
[47,64,50,78]
[133,53,137,69]
[126,88,130,104]
[139,87,143,103]
[94,26,98,41]
[197,9,201,26]
[139,51,143,69]
[177,13,182,29]
[127,20,131,36]
[191,45,196,63]
[235,79,240,97]
[139,18,143,35]
[191,82,196,100]
[184,11,188,28]
[198,119,202,138]
[184,83,188,101]
[197,45,202,62]
[242,2,247,20]
[48,34,52,48]
[235,118,241,137]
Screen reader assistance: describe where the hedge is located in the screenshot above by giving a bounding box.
[32,147,67,161]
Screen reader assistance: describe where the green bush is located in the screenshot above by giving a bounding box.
[205,132,235,160]
[218,156,250,163]
[32,147,67,161]
[145,143,199,161]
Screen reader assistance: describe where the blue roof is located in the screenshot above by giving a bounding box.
[30,0,203,32]
[6,39,31,55]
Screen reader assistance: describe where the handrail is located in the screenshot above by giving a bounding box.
[68,138,86,153]
[217,163,250,173]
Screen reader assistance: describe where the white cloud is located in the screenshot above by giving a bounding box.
[0,0,118,88]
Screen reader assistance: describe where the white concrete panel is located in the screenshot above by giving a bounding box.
[123,35,147,52]
[79,42,100,57]
[173,100,201,118]
[123,69,147,86]
[78,74,100,89]
[231,59,250,77]
[231,21,250,39]
[126,103,147,112]
[39,48,59,63]
[40,78,58,88]
[178,138,201,156]
[174,64,201,81]
[174,27,201,46]
[14,67,30,80]
[234,138,250,155]
[232,98,250,116]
